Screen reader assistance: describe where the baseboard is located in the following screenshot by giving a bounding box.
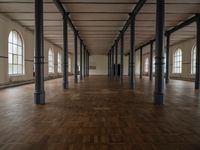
[0,76,63,89]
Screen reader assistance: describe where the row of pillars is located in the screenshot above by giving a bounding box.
[74,31,90,84]
[108,0,200,105]
[34,0,89,105]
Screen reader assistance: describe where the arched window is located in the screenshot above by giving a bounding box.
[48,48,54,73]
[57,52,62,73]
[144,57,149,73]
[153,56,155,73]
[68,55,71,72]
[191,46,196,74]
[173,48,182,73]
[8,30,24,75]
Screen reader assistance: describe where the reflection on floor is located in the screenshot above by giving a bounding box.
[0,76,200,150]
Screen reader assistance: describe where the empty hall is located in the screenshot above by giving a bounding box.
[0,0,200,150]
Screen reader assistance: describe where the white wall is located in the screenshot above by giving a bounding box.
[169,38,196,80]
[88,55,130,76]
[89,55,108,75]
[0,14,64,85]
[0,13,196,82]
[136,38,196,81]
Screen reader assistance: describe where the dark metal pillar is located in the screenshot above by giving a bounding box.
[86,50,88,77]
[128,54,130,77]
[34,0,45,104]
[87,51,90,76]
[154,0,165,105]
[111,47,114,78]
[195,14,200,89]
[140,47,143,79]
[63,13,68,89]
[74,31,78,83]
[108,51,110,77]
[165,33,170,84]
[115,40,118,80]
[80,40,83,80]
[149,41,153,81]
[83,46,86,78]
[109,51,111,78]
[130,15,136,91]
[120,32,124,85]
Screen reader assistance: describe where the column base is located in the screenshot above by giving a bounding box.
[63,82,69,89]
[154,92,164,105]
[195,82,200,89]
[34,91,45,105]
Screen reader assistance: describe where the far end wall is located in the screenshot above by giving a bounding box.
[89,55,129,76]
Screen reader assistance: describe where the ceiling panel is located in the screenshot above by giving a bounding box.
[0,0,199,54]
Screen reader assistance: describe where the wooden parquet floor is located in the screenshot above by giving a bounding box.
[0,76,200,150]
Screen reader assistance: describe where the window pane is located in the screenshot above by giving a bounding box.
[18,46,22,55]
[18,65,22,74]
[8,54,12,64]
[8,32,12,43]
[13,55,18,64]
[13,65,18,74]
[48,48,54,73]
[13,31,18,44]
[8,43,12,53]
[8,64,13,75]
[17,35,22,46]
[18,56,22,64]
[13,44,18,54]
[173,49,182,73]
[8,30,24,75]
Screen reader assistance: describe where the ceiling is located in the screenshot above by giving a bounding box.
[0,0,199,55]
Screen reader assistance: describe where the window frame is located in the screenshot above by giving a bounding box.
[8,30,24,76]
[48,48,54,74]
[57,52,62,73]
[191,45,196,75]
[153,56,155,73]
[173,48,182,74]
[144,57,149,73]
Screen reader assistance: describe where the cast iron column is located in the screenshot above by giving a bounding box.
[111,47,114,78]
[165,33,170,84]
[108,51,110,77]
[154,0,165,105]
[87,51,89,76]
[120,32,124,85]
[195,14,200,89]
[130,15,136,91]
[63,13,69,89]
[115,40,118,80]
[80,40,83,80]
[83,46,86,78]
[109,51,111,78]
[110,50,112,77]
[34,0,45,104]
[86,50,88,77]
[140,47,143,79]
[128,54,130,77]
[149,41,153,81]
[74,31,78,83]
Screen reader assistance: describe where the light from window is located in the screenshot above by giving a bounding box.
[191,46,196,74]
[57,52,62,73]
[153,57,155,73]
[8,30,24,75]
[68,55,71,72]
[173,49,182,74]
[48,48,54,73]
[144,57,149,73]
